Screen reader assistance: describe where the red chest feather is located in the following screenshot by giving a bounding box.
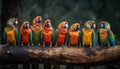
[21,29,30,45]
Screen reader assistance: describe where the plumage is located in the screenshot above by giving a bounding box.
[42,19,54,47]
[4,18,19,45]
[20,21,32,46]
[98,21,115,46]
[81,21,96,47]
[68,23,80,47]
[31,16,42,46]
[55,21,68,47]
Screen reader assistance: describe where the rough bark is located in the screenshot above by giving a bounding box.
[0,45,120,66]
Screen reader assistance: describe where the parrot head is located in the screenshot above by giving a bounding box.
[33,16,42,24]
[58,21,68,29]
[101,21,110,29]
[70,23,80,31]
[7,18,18,27]
[91,21,96,29]
[44,19,52,27]
[23,21,30,28]
[84,21,95,29]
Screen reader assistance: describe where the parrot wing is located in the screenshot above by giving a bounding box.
[52,29,56,46]
[15,28,20,45]
[64,32,69,46]
[80,29,84,47]
[54,29,58,45]
[92,29,96,47]
[39,31,42,46]
[30,29,32,45]
[97,29,101,46]
[108,29,115,46]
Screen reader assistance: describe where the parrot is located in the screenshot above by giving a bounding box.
[98,21,115,46]
[68,23,80,47]
[81,21,96,47]
[31,16,42,46]
[42,19,54,47]
[4,18,19,45]
[55,21,68,47]
[20,21,32,46]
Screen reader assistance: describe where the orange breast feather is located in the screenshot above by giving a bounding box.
[69,31,79,46]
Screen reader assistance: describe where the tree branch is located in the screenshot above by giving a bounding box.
[0,45,120,66]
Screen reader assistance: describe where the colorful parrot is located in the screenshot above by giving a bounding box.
[81,21,96,47]
[98,21,115,46]
[4,18,19,45]
[31,16,42,46]
[42,19,54,47]
[20,21,32,46]
[68,23,80,47]
[55,21,68,47]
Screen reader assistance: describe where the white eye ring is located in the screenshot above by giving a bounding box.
[65,24,68,28]
[93,24,96,28]
[15,21,18,24]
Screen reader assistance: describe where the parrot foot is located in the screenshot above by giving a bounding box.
[50,45,52,47]
[55,44,57,47]
[38,43,40,46]
[43,45,45,47]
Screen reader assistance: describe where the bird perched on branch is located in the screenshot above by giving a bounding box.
[98,21,115,46]
[81,21,96,47]
[20,21,32,46]
[55,21,68,47]
[4,18,19,46]
[68,23,80,47]
[42,19,54,47]
[31,16,42,46]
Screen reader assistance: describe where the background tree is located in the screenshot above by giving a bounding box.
[1,0,24,44]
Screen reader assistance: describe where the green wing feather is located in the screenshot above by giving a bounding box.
[92,29,96,47]
[30,30,32,45]
[15,28,20,45]
[108,29,115,46]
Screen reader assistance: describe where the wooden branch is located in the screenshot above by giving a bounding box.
[0,45,120,66]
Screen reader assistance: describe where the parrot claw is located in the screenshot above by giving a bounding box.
[38,43,40,46]
[50,45,52,47]
[43,45,45,47]
[55,44,57,47]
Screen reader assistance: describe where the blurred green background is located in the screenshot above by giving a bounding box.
[0,0,120,40]
[0,0,120,69]
[1,0,120,44]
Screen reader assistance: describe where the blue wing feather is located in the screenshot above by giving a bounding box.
[108,30,115,46]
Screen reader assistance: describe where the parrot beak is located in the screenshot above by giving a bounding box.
[23,22,30,28]
[92,22,96,29]
[12,18,18,27]
[101,21,105,28]
[37,18,42,23]
[37,16,42,23]
[26,24,30,28]
[46,22,51,27]
[63,22,68,28]
[75,24,80,31]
